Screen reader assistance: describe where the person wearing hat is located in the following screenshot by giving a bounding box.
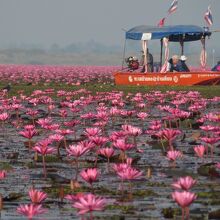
[167,55,189,72]
[167,55,181,72]
[179,55,190,72]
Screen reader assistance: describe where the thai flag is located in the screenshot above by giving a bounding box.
[204,6,213,26]
[168,0,178,14]
[158,17,166,27]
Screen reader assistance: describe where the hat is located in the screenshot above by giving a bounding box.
[180,55,187,61]
[172,55,179,60]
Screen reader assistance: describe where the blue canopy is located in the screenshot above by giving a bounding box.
[126,25,211,42]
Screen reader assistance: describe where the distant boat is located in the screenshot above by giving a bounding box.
[114,25,220,86]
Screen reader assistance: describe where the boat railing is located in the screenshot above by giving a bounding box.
[119,65,212,73]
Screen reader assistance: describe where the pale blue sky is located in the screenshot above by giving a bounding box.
[0,0,219,48]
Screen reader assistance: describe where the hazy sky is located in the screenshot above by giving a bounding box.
[0,0,219,48]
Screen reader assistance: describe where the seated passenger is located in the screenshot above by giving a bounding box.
[167,55,181,72]
[179,55,190,72]
[166,58,173,72]
[130,57,139,71]
[211,61,220,71]
[125,56,139,71]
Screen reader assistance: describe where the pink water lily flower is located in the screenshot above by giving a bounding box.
[56,129,73,136]
[33,142,56,156]
[37,117,53,129]
[112,163,130,173]
[0,112,10,121]
[19,128,37,139]
[0,170,6,180]
[200,125,217,132]
[99,147,115,170]
[66,144,89,158]
[167,150,183,162]
[99,147,115,159]
[73,193,106,215]
[200,137,220,158]
[33,139,56,178]
[137,112,149,120]
[65,193,84,203]
[122,124,142,136]
[200,137,220,145]
[172,176,197,191]
[67,144,90,180]
[113,139,134,152]
[172,191,197,219]
[28,188,47,204]
[160,129,181,150]
[193,145,206,158]
[117,167,143,181]
[172,191,197,208]
[90,136,108,146]
[84,127,102,137]
[80,168,99,188]
[79,140,95,151]
[49,134,64,143]
[17,204,47,220]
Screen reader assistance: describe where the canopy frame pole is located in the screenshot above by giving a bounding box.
[121,38,127,70]
[203,37,206,68]
[160,39,163,69]
[160,37,170,73]
[200,36,207,70]
[142,40,148,73]
[180,40,184,55]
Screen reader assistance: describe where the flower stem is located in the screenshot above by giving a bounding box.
[42,155,47,178]
[0,194,3,212]
[89,212,93,220]
[181,208,185,220]
[57,142,61,158]
[107,157,110,173]
[75,157,79,180]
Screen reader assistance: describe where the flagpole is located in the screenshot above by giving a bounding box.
[160,39,163,69]
[169,14,173,26]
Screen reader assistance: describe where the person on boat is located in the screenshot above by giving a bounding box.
[130,56,139,71]
[211,61,220,71]
[167,58,173,72]
[140,49,154,72]
[179,55,190,72]
[167,55,184,72]
[125,56,139,71]
[147,49,154,72]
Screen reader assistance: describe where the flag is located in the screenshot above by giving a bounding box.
[204,6,213,26]
[168,0,178,14]
[158,17,166,27]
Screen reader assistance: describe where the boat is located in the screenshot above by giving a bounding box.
[114,25,220,86]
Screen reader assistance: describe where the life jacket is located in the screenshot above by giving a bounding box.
[170,64,181,72]
[131,61,139,70]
